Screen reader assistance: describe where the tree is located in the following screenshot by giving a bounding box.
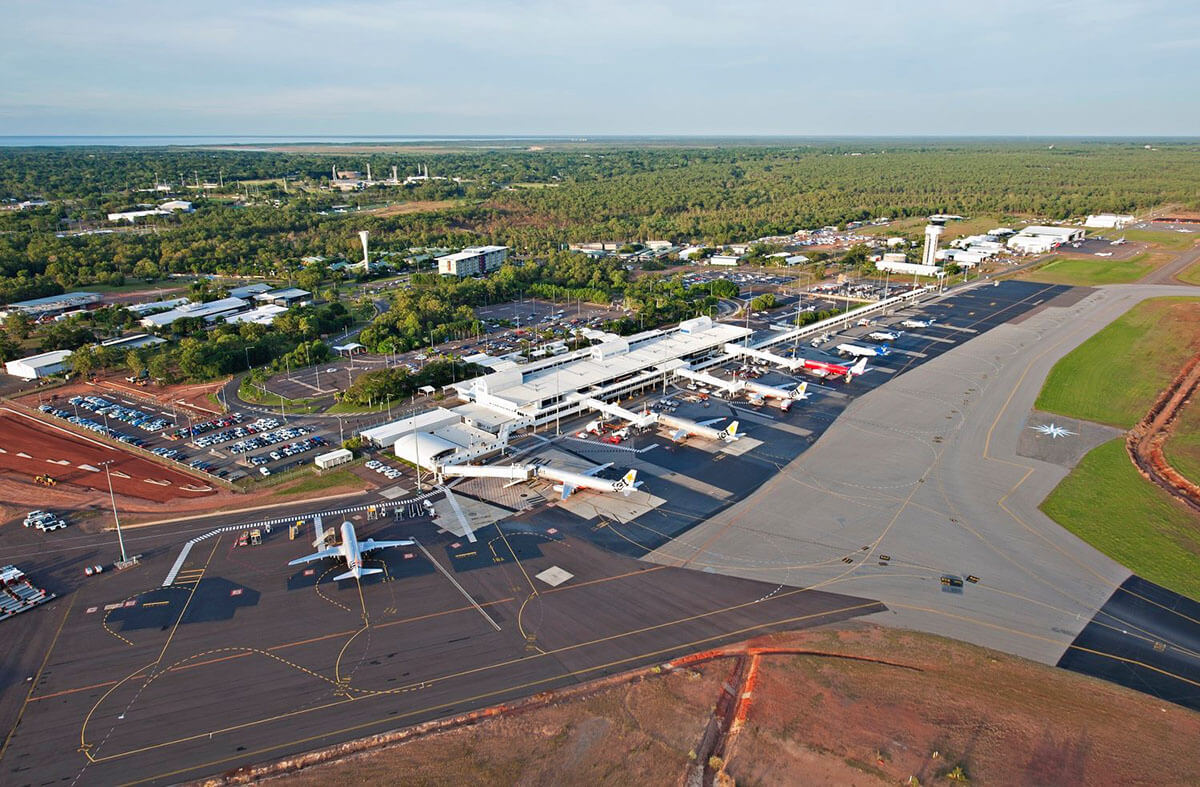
[5,311,31,342]
[71,344,97,378]
[125,349,147,378]
[148,352,175,384]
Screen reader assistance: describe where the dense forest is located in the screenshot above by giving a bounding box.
[1,141,1197,303]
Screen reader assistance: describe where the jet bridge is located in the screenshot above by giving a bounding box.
[674,367,744,395]
[723,343,804,372]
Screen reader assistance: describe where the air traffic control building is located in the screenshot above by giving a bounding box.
[447,316,752,425]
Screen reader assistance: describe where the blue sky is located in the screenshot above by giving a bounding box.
[2,0,1197,136]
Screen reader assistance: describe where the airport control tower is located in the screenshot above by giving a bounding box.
[922,218,946,267]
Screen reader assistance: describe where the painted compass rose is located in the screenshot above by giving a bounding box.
[1029,423,1077,439]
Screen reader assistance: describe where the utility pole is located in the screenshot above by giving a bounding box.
[100,461,129,565]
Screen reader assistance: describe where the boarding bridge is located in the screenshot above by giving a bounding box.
[723,343,804,372]
[581,397,655,428]
[674,367,744,395]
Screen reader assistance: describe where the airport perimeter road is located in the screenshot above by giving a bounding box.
[648,283,1198,665]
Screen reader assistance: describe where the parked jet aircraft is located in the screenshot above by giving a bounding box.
[900,318,935,329]
[288,520,412,581]
[660,414,741,443]
[866,330,901,342]
[837,342,891,358]
[539,463,641,500]
[800,356,868,382]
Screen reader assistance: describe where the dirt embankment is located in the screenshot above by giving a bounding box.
[1126,351,1200,513]
[191,625,1200,787]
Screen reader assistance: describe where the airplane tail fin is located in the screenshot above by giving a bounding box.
[619,469,638,496]
[724,421,740,440]
[849,357,868,378]
[794,381,808,399]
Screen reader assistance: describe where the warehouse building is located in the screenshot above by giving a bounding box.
[5,349,73,380]
[1085,213,1135,229]
[436,246,509,277]
[1007,226,1085,254]
[140,297,249,328]
[0,292,101,320]
[254,288,311,307]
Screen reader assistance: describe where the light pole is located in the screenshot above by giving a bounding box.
[100,460,128,564]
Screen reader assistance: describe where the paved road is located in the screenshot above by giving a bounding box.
[647,282,1199,666]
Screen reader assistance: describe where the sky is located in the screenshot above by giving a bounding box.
[2,0,1197,137]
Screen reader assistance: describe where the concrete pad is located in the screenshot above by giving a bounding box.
[720,436,762,457]
[535,566,574,587]
[378,485,410,499]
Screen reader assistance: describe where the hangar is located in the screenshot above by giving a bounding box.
[5,349,73,380]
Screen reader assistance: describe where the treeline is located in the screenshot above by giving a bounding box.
[49,301,353,382]
[2,141,1196,303]
[358,252,630,352]
[338,360,486,407]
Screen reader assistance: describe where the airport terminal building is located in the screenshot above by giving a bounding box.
[448,315,751,425]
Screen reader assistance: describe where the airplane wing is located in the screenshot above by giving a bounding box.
[288,547,341,566]
[581,462,614,477]
[698,417,728,427]
[559,483,576,500]
[359,538,415,553]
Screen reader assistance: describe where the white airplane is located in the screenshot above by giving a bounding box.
[866,330,901,342]
[288,520,412,581]
[836,342,890,358]
[661,415,742,443]
[540,463,641,500]
[900,318,935,329]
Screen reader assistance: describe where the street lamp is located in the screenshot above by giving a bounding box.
[99,460,128,564]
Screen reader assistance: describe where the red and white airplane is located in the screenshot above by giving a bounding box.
[798,356,868,382]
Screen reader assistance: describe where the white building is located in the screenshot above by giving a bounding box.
[225,304,288,325]
[678,245,706,261]
[140,297,249,328]
[314,448,353,470]
[0,292,101,320]
[6,350,73,380]
[1085,214,1135,229]
[449,315,751,426]
[107,201,193,223]
[708,255,741,267]
[1007,226,1085,255]
[876,260,944,277]
[127,297,190,316]
[437,246,509,277]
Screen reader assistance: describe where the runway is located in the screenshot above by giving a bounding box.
[644,282,1200,676]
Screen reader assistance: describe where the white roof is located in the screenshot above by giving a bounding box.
[8,349,73,368]
[393,432,459,470]
[359,408,460,447]
[466,318,750,413]
[1015,225,1079,239]
[141,297,248,326]
[225,304,287,325]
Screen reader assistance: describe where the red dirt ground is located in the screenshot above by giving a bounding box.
[20,376,228,418]
[0,409,215,503]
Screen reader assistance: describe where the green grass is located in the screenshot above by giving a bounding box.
[1018,253,1161,286]
[1035,297,1200,428]
[1164,399,1200,487]
[270,468,361,496]
[1041,439,1200,599]
[237,378,326,413]
[1177,259,1200,286]
[1108,228,1197,251]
